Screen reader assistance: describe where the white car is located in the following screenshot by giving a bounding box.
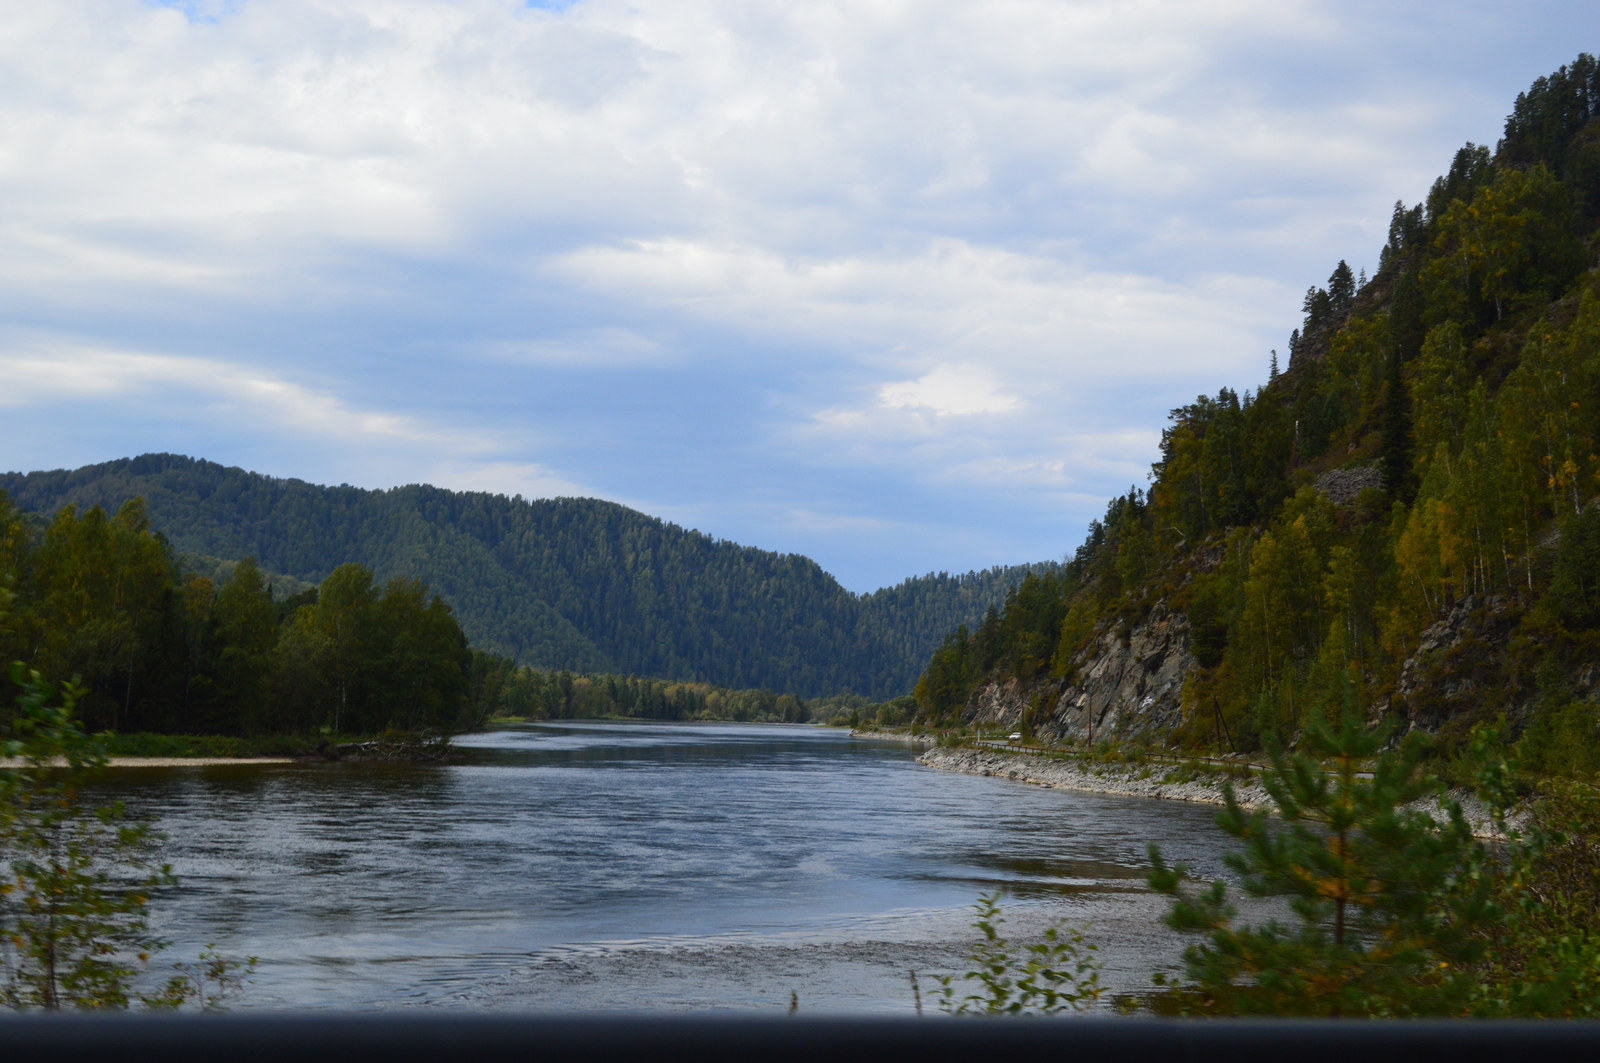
[1008,733,1023,741]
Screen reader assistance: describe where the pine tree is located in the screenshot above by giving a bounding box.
[1328,260,1356,317]
[1146,706,1495,1016]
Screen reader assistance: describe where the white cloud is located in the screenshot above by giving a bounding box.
[0,339,489,452]
[879,365,1019,417]
[0,0,1585,587]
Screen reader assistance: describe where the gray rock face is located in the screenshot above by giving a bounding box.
[1314,465,1382,506]
[1387,594,1598,730]
[963,601,1195,744]
[1386,594,1522,730]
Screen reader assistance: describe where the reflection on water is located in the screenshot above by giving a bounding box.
[95,722,1240,1011]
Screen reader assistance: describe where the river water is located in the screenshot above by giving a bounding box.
[97,722,1243,1012]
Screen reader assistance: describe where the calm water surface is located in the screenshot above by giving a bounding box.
[100,722,1241,1011]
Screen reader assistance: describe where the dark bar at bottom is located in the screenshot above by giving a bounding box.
[1,1014,1597,1063]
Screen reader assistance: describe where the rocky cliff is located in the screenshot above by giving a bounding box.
[1385,594,1600,736]
[963,601,1196,744]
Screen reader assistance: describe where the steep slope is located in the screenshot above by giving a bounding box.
[0,454,1047,698]
[860,562,1059,670]
[911,55,1600,769]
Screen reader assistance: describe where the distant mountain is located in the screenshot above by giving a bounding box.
[0,454,1053,698]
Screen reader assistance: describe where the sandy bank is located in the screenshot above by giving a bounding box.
[1,756,299,768]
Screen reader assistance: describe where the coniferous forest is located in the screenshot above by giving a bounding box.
[912,55,1600,775]
[0,490,885,735]
[0,456,1050,706]
[0,460,1053,735]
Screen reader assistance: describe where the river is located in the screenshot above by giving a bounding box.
[96,721,1243,1012]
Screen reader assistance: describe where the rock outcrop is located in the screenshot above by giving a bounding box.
[1314,465,1382,506]
[963,601,1195,744]
[1388,593,1599,732]
[1389,595,1524,730]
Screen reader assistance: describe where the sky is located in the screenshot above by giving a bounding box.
[0,1,1593,592]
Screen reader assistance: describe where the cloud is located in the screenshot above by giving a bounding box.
[0,0,1590,590]
[879,365,1019,417]
[0,339,489,452]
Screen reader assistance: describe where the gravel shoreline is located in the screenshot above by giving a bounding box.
[918,745,1272,808]
[917,745,1511,837]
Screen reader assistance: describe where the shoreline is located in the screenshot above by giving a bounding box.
[918,745,1510,838]
[849,727,937,748]
[918,745,1273,808]
[2,756,301,768]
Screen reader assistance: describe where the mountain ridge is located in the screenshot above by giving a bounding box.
[0,453,1054,699]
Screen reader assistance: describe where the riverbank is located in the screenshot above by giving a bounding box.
[919,745,1273,807]
[849,727,936,747]
[1,756,299,768]
[918,745,1512,837]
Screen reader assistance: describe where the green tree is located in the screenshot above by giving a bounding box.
[1146,707,1493,1016]
[1465,774,1600,1016]
[913,625,978,723]
[1411,321,1470,460]
[368,577,468,730]
[313,563,376,733]
[210,559,278,733]
[27,500,172,732]
[0,666,173,1010]
[1379,343,1415,503]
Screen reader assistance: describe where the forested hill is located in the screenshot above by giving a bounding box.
[909,55,1600,773]
[0,455,1048,698]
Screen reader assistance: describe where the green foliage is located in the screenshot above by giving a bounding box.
[0,498,476,736]
[466,655,818,725]
[1516,702,1600,778]
[1427,163,1586,324]
[1142,724,1600,1018]
[144,945,257,1012]
[934,893,1102,1016]
[1546,504,1600,628]
[99,732,309,758]
[1499,55,1600,218]
[1379,343,1415,503]
[0,458,1046,699]
[0,666,173,1010]
[1145,710,1493,1016]
[914,625,979,722]
[872,695,918,726]
[1465,776,1600,1017]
